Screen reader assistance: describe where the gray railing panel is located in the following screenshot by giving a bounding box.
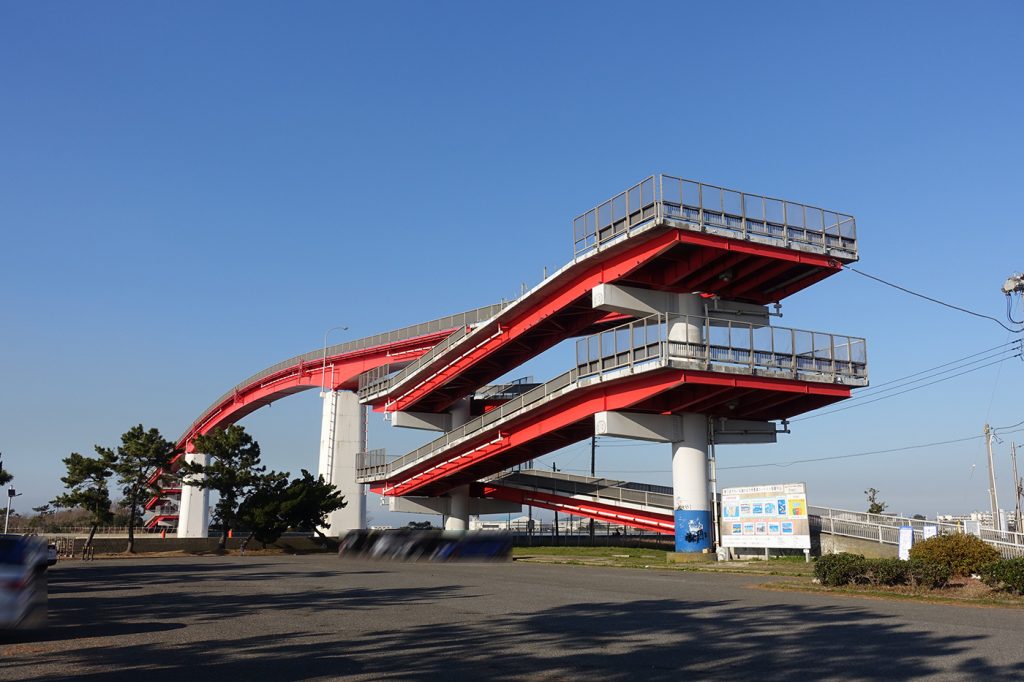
[573,174,857,259]
[181,302,506,442]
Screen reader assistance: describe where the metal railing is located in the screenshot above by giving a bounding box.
[357,325,474,400]
[572,174,858,259]
[181,302,507,443]
[356,448,387,470]
[492,469,674,510]
[810,506,1024,559]
[358,315,866,482]
[576,314,868,385]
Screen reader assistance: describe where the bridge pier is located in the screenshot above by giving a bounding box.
[668,294,713,553]
[443,398,472,531]
[319,390,367,535]
[671,414,712,553]
[177,452,210,538]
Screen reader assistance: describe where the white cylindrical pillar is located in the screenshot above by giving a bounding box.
[669,295,712,553]
[443,398,473,531]
[445,484,471,531]
[177,452,210,538]
[318,390,367,536]
[671,413,711,552]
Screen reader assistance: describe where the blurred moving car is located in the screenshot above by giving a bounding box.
[0,535,49,630]
[47,542,58,567]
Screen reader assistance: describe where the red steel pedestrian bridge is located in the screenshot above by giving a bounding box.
[149,174,867,552]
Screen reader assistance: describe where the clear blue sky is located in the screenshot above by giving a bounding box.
[2,1,1022,521]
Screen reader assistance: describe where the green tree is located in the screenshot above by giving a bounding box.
[281,469,347,541]
[52,451,114,549]
[237,471,291,551]
[865,487,888,515]
[101,425,175,553]
[179,425,266,551]
[0,452,12,487]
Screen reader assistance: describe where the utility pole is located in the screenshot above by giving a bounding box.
[1011,442,1023,536]
[985,424,1001,528]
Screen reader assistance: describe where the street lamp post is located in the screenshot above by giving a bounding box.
[4,488,22,534]
[321,325,350,393]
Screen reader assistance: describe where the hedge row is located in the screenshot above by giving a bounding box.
[816,533,1024,594]
[979,558,1024,595]
[814,553,951,589]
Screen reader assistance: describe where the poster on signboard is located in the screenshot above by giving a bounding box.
[720,482,811,549]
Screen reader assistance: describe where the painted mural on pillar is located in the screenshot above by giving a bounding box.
[674,509,711,553]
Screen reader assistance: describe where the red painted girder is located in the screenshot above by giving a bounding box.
[144,489,182,511]
[384,230,842,413]
[479,484,674,534]
[177,329,453,452]
[384,230,686,412]
[145,515,178,529]
[374,368,851,497]
[146,330,459,487]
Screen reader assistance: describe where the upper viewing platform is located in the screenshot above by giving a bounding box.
[573,174,858,262]
[359,174,860,413]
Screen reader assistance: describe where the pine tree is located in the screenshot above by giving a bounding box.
[52,451,114,549]
[179,425,266,551]
[102,425,175,553]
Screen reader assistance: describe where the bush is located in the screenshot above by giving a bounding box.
[815,552,868,586]
[864,558,909,586]
[907,558,951,589]
[979,558,1024,595]
[908,533,1000,576]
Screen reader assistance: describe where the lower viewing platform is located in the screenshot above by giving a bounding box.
[357,314,867,496]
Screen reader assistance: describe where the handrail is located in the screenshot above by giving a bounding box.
[180,302,507,443]
[572,174,858,259]
[493,469,674,510]
[575,313,868,384]
[809,505,1024,560]
[358,314,867,483]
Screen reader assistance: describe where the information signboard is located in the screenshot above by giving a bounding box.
[720,482,811,549]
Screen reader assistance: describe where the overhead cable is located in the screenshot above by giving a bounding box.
[793,352,1022,421]
[844,266,1024,334]
[856,340,1021,394]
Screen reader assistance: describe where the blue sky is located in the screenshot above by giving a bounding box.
[1,1,1022,521]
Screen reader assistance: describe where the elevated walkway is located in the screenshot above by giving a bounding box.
[147,303,509,522]
[358,313,867,496]
[479,469,674,534]
[360,174,858,414]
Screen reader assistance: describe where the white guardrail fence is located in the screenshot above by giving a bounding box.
[810,506,1024,559]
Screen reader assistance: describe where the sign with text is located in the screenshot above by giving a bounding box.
[720,483,811,549]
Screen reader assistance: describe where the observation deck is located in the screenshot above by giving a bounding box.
[359,174,858,415]
[357,314,867,496]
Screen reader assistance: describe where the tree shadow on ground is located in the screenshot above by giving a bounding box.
[3,559,1023,681]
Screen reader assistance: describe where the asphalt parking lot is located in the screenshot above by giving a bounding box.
[2,554,1023,680]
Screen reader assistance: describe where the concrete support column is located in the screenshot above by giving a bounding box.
[444,397,472,532]
[669,294,712,553]
[445,485,471,531]
[672,414,711,553]
[177,452,210,538]
[319,390,367,536]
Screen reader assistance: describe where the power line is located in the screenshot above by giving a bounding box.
[720,434,997,471]
[720,425,1024,473]
[836,345,1019,404]
[857,340,1020,394]
[793,352,1021,421]
[845,266,1024,334]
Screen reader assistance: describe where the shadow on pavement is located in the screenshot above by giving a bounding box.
[2,558,1022,681]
